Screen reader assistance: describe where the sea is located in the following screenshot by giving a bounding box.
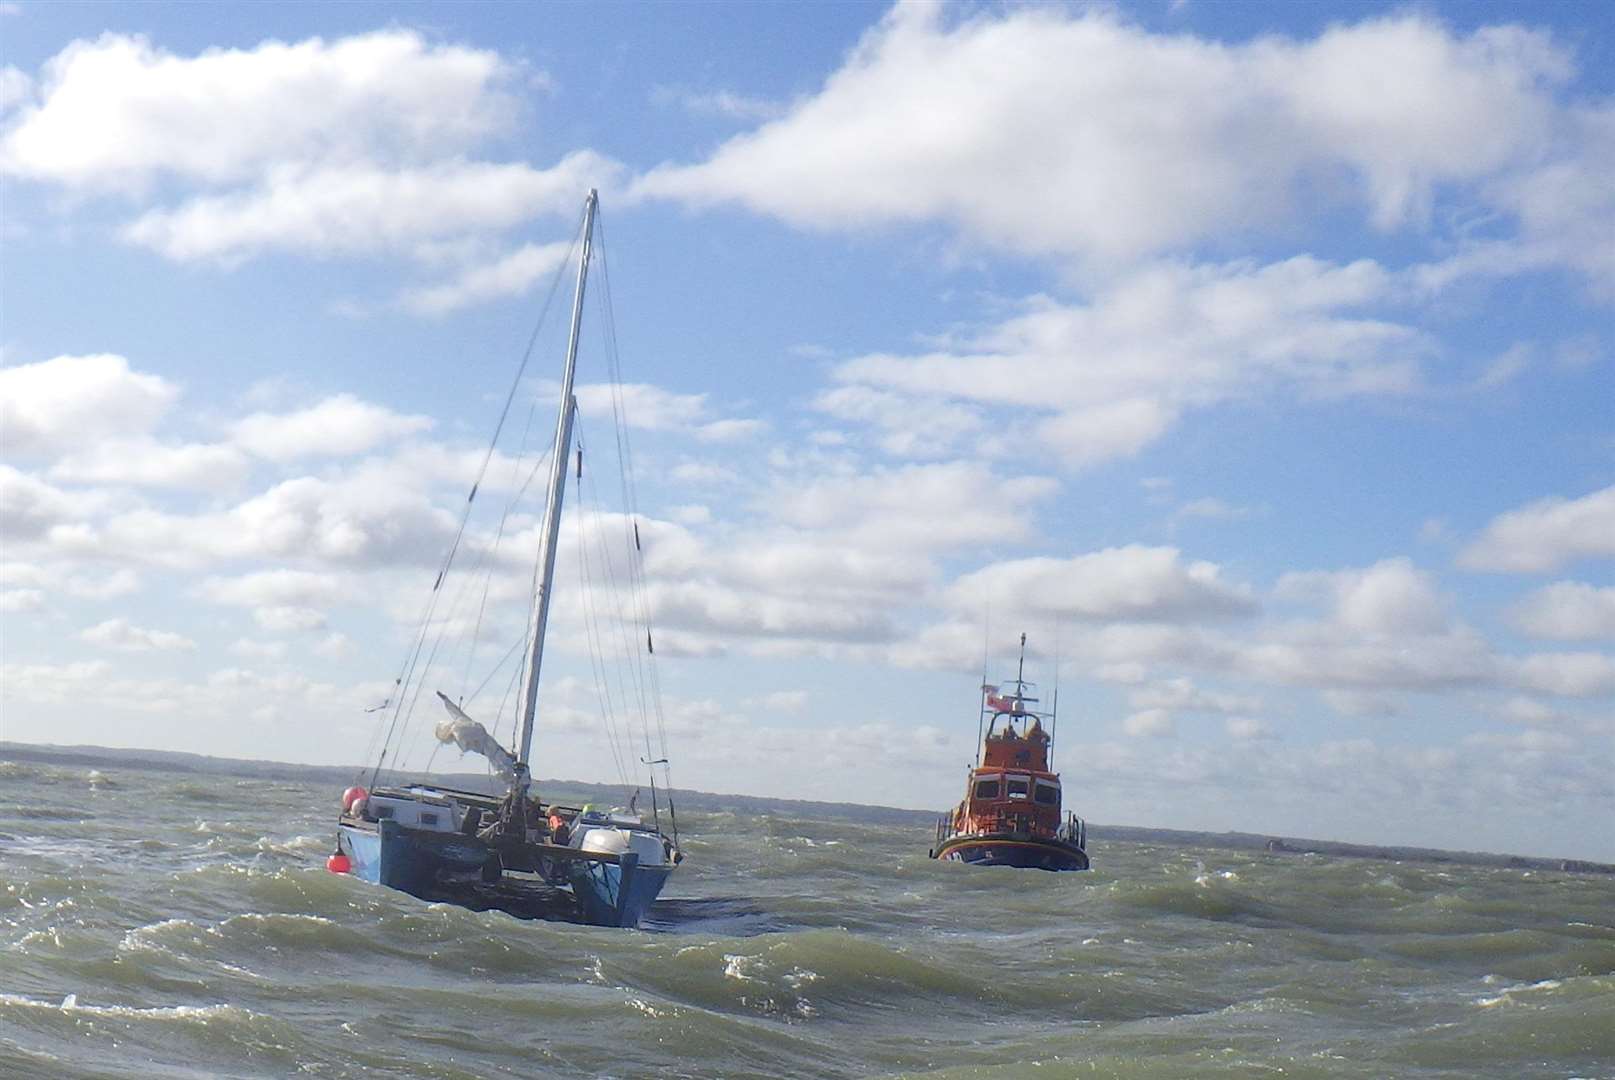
[2,757,1612,1079]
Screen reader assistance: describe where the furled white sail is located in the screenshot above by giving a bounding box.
[434,692,517,782]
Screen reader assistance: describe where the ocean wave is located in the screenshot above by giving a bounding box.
[1,991,249,1022]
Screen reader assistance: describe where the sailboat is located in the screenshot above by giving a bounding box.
[930,634,1089,871]
[326,190,683,927]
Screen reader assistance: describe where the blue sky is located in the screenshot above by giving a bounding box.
[2,1,1611,859]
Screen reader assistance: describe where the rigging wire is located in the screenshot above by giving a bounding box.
[578,417,667,803]
[460,392,553,701]
[593,217,677,842]
[392,479,541,774]
[364,212,583,789]
[578,426,658,808]
[570,426,637,792]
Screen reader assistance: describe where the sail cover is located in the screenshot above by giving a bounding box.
[434,692,517,782]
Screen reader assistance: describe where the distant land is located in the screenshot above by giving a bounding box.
[4,741,1612,876]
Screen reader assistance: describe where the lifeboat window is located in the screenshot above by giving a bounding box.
[973,778,1001,799]
[419,812,440,826]
[1034,781,1059,806]
[373,805,393,819]
[1006,776,1030,798]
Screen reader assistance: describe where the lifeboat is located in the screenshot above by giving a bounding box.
[929,634,1090,871]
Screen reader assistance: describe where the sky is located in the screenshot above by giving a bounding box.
[1,1,1612,860]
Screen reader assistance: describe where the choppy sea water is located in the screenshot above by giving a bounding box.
[1,759,1611,1079]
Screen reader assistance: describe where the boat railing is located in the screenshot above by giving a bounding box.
[1059,812,1086,849]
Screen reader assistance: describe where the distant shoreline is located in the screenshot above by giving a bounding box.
[4,740,1612,876]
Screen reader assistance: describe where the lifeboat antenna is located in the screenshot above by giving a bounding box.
[976,608,990,766]
[1015,631,1027,718]
[1050,622,1061,768]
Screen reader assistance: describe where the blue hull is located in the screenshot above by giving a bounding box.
[568,853,674,928]
[336,821,670,927]
[338,821,490,895]
[935,835,1089,871]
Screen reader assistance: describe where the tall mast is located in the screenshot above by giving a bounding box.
[515,189,598,773]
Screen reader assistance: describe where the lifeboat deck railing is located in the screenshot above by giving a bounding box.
[938,810,1087,850]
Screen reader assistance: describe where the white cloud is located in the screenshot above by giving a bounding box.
[1508,652,1615,698]
[313,631,353,659]
[1551,334,1602,372]
[0,589,43,612]
[812,384,983,458]
[230,638,289,661]
[828,256,1424,469]
[575,382,708,431]
[0,28,627,309]
[0,65,30,112]
[122,154,612,263]
[253,606,328,633]
[232,394,432,461]
[1,354,176,457]
[1131,677,1261,715]
[637,8,1579,268]
[1321,689,1402,718]
[754,689,809,712]
[1094,662,1148,685]
[1460,485,1615,573]
[1,658,387,765]
[1466,728,1578,755]
[946,546,1257,623]
[667,504,711,526]
[1510,582,1615,641]
[900,555,1502,695]
[50,437,249,491]
[1225,717,1274,741]
[1475,342,1533,390]
[57,471,456,570]
[399,240,572,315]
[0,660,113,704]
[1123,709,1175,738]
[1488,103,1615,299]
[1240,624,1495,693]
[769,460,1055,552]
[562,513,928,652]
[661,87,784,122]
[1497,696,1560,726]
[0,28,627,322]
[0,465,106,541]
[695,418,768,443]
[570,382,759,445]
[1,561,139,602]
[1033,398,1176,468]
[670,462,740,486]
[1278,558,1450,635]
[80,616,194,652]
[201,568,341,609]
[201,569,340,634]
[2,30,516,190]
[1175,497,1255,522]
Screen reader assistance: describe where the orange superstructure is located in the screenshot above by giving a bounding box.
[949,717,1063,839]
